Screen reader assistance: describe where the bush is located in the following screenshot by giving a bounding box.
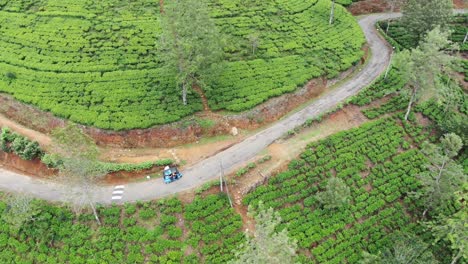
[139,208,155,220]
[1,127,42,160]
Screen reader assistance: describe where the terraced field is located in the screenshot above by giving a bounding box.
[0,194,244,263]
[0,0,364,130]
[243,118,446,263]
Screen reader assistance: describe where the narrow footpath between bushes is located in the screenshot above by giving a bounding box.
[0,11,465,204]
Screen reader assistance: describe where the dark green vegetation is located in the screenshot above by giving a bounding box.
[379,14,468,50]
[1,127,42,160]
[244,117,458,263]
[362,17,468,141]
[0,0,364,130]
[0,194,243,263]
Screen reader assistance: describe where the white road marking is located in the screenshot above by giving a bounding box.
[111,185,125,201]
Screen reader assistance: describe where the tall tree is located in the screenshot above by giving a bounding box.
[329,0,335,25]
[427,190,467,264]
[159,0,224,105]
[394,27,457,121]
[315,177,350,210]
[359,232,438,264]
[51,123,105,225]
[401,0,452,43]
[384,0,403,33]
[1,194,40,234]
[247,33,260,56]
[414,133,465,217]
[428,189,468,264]
[229,202,298,264]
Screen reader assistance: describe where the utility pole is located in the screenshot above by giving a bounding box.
[219,160,233,208]
[329,0,335,25]
[463,31,468,44]
[384,47,395,79]
[219,160,223,192]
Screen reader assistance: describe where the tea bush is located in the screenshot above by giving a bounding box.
[0,194,244,263]
[0,0,364,130]
[244,118,435,263]
[0,127,42,160]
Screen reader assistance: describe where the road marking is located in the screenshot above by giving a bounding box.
[111,185,125,202]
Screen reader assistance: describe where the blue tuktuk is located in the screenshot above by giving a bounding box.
[163,166,182,184]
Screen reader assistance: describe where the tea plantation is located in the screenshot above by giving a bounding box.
[0,194,244,263]
[244,117,455,263]
[0,0,364,130]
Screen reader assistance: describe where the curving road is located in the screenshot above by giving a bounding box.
[0,12,457,204]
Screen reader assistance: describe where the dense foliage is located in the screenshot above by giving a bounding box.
[0,194,243,264]
[401,0,453,43]
[243,117,455,263]
[379,14,468,50]
[0,127,42,160]
[0,0,364,130]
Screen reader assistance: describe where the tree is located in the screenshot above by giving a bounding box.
[359,232,438,264]
[229,202,298,264]
[384,0,404,33]
[394,27,457,121]
[427,190,467,264]
[2,194,40,233]
[439,114,468,144]
[51,123,105,225]
[401,0,452,43]
[329,0,335,25]
[159,0,224,105]
[414,133,465,217]
[359,251,380,264]
[247,33,260,56]
[315,177,350,210]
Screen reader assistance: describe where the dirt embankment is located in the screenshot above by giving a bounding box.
[0,151,55,178]
[348,0,393,16]
[453,0,468,9]
[0,150,169,184]
[349,0,466,15]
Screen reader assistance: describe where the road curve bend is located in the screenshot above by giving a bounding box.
[0,12,453,204]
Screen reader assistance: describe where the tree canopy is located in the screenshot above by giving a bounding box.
[402,0,453,42]
[415,133,465,217]
[360,232,438,264]
[230,202,298,264]
[315,177,351,209]
[159,0,224,105]
[394,27,457,120]
[51,123,106,224]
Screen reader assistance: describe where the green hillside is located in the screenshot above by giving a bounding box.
[0,0,364,130]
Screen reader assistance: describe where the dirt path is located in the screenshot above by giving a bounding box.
[1,110,244,168]
[1,11,465,204]
[0,114,51,147]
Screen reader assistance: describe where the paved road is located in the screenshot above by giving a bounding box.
[0,12,455,204]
